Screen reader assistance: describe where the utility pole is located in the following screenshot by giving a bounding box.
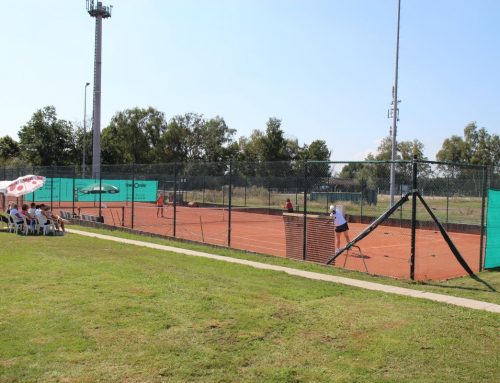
[389,0,401,207]
[86,0,112,179]
[83,82,90,178]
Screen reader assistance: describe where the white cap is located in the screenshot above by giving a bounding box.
[329,205,335,212]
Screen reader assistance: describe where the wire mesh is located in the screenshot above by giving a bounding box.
[0,160,492,281]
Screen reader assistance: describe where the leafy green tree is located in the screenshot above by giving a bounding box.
[261,117,291,162]
[18,106,75,166]
[339,137,427,190]
[194,116,237,162]
[300,139,331,178]
[437,122,500,166]
[0,135,21,164]
[101,107,168,164]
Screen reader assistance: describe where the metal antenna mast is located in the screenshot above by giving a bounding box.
[389,0,401,207]
[86,0,112,179]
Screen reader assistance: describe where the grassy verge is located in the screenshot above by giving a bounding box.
[0,232,498,382]
[66,225,500,305]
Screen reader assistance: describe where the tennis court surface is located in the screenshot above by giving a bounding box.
[72,203,482,281]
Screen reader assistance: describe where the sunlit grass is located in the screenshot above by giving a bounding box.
[0,230,498,382]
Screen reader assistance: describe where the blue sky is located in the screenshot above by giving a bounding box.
[1,0,498,161]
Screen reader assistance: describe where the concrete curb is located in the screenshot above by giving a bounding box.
[67,228,500,314]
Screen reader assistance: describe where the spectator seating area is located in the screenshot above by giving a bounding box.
[1,212,58,236]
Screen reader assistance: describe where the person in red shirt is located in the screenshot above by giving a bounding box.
[283,198,294,213]
[156,192,165,217]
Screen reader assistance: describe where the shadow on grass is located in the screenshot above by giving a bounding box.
[420,275,498,293]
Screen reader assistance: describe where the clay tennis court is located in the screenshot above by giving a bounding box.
[66,202,481,281]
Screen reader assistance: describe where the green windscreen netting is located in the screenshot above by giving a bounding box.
[485,189,500,269]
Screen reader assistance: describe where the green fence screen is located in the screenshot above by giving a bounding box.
[25,178,158,203]
[485,189,500,269]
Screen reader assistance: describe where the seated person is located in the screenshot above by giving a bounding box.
[35,204,51,232]
[23,203,36,229]
[21,204,31,221]
[6,201,15,215]
[9,204,25,225]
[28,202,36,218]
[44,206,66,232]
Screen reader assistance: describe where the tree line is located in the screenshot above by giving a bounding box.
[0,106,330,170]
[0,106,498,180]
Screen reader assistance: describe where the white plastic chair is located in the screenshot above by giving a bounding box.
[42,219,56,236]
[35,215,55,235]
[9,214,24,234]
[22,216,35,235]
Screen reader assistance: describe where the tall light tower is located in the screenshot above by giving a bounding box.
[83,81,90,178]
[389,0,402,207]
[86,0,112,179]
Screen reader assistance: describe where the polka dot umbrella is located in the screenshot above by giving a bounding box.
[0,175,46,197]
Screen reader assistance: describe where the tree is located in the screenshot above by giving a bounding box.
[193,116,237,162]
[338,137,427,191]
[301,139,331,178]
[18,106,76,166]
[101,107,168,164]
[437,122,500,166]
[261,117,291,162]
[0,135,21,164]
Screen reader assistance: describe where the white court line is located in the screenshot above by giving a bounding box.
[66,228,500,314]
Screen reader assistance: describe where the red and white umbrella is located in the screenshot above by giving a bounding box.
[0,175,46,197]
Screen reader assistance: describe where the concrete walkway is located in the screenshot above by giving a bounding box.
[67,229,500,314]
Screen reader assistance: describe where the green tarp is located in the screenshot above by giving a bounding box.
[24,178,158,203]
[485,189,500,269]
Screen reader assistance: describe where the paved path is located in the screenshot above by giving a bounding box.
[67,229,500,314]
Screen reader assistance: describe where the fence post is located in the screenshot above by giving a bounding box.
[173,163,177,237]
[50,167,54,210]
[410,156,418,280]
[268,184,271,213]
[202,175,205,204]
[303,161,308,261]
[72,166,76,217]
[244,175,247,207]
[227,161,232,247]
[98,168,103,222]
[479,166,488,272]
[360,177,364,221]
[446,173,450,230]
[295,175,299,212]
[131,164,135,229]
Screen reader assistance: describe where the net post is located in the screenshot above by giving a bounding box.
[410,155,418,280]
[131,163,135,229]
[227,160,232,247]
[479,165,488,272]
[173,162,177,237]
[302,161,307,261]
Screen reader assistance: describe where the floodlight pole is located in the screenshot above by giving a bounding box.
[82,82,90,178]
[389,0,401,207]
[87,0,112,179]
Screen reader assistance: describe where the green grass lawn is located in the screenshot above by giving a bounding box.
[68,225,500,305]
[0,230,499,382]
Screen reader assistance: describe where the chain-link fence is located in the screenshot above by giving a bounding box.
[1,159,495,281]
